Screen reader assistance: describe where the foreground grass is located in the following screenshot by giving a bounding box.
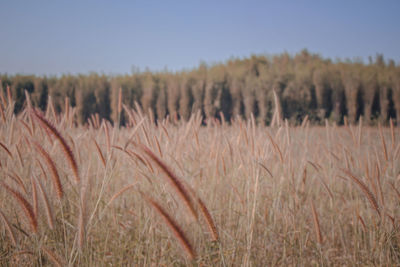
[0,96,400,266]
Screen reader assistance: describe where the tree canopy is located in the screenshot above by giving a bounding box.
[1,50,399,125]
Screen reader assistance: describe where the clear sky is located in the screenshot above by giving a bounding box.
[0,1,399,75]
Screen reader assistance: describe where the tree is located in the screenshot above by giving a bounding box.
[155,75,167,121]
[2,51,399,126]
[141,72,156,118]
[392,68,400,125]
[341,64,362,124]
[313,67,333,119]
[179,75,193,121]
[166,75,180,120]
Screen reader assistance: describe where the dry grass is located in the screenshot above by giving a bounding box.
[0,95,400,266]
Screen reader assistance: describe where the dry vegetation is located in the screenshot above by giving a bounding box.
[1,90,400,266]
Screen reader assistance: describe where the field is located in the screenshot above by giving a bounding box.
[0,93,400,266]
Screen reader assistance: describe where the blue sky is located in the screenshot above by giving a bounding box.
[0,1,399,75]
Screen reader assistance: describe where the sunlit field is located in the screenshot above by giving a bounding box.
[1,93,400,266]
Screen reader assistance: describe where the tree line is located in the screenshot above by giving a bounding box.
[1,50,400,126]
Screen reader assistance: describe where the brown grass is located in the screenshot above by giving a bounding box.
[1,182,38,234]
[0,141,13,158]
[342,169,381,217]
[31,108,80,184]
[141,145,198,221]
[42,246,64,267]
[0,93,399,265]
[33,176,54,229]
[143,194,196,260]
[0,208,17,246]
[310,200,323,244]
[197,196,219,242]
[92,138,106,168]
[32,141,63,199]
[30,176,38,218]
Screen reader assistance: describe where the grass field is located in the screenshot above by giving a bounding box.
[0,93,400,266]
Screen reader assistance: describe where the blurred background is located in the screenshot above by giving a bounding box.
[0,1,399,125]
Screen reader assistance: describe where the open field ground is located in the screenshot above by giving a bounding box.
[1,95,400,266]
